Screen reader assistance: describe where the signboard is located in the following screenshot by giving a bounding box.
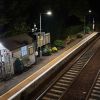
[37,33,50,47]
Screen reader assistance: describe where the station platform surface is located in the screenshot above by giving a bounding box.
[0,32,98,100]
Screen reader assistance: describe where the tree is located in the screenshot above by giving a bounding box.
[1,0,90,37]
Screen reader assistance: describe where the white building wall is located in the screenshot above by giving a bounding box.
[12,44,35,68]
[27,44,35,66]
[13,49,21,59]
[28,54,35,65]
[0,46,14,75]
[0,42,36,75]
[4,52,14,75]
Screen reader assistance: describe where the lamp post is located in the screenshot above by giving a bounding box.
[88,10,92,25]
[88,10,95,32]
[84,10,95,34]
[93,18,95,31]
[84,10,92,34]
[32,24,38,63]
[39,11,52,57]
[84,16,86,34]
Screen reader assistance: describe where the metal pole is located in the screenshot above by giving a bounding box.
[39,14,42,57]
[84,16,85,34]
[93,18,95,31]
[89,10,92,25]
[40,14,41,34]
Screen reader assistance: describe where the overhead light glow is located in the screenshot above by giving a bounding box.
[89,10,92,13]
[46,11,52,15]
[0,43,6,50]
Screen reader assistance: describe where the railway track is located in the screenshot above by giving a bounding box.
[86,70,100,100]
[35,39,98,100]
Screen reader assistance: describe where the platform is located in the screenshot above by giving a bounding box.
[0,32,98,100]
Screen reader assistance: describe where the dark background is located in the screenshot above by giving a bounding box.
[0,0,100,38]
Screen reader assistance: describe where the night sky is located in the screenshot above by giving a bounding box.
[0,0,100,37]
[88,0,100,21]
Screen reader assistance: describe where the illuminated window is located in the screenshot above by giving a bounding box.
[21,46,28,57]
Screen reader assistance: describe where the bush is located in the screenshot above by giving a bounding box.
[53,40,64,49]
[66,35,75,44]
[52,47,58,53]
[14,58,24,74]
[76,33,83,38]
[84,26,91,33]
[65,25,83,36]
[42,47,52,56]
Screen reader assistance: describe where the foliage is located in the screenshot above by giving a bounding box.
[66,35,75,44]
[66,0,89,19]
[42,46,52,56]
[76,33,83,38]
[84,26,91,33]
[1,0,90,37]
[53,40,65,49]
[65,25,83,36]
[14,58,24,74]
[5,22,30,37]
[52,47,58,53]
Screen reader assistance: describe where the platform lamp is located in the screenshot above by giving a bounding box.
[39,10,52,58]
[32,24,38,62]
[89,10,95,32]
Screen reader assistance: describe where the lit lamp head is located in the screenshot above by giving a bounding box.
[34,24,36,28]
[32,24,37,32]
[89,10,92,13]
[46,11,52,16]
